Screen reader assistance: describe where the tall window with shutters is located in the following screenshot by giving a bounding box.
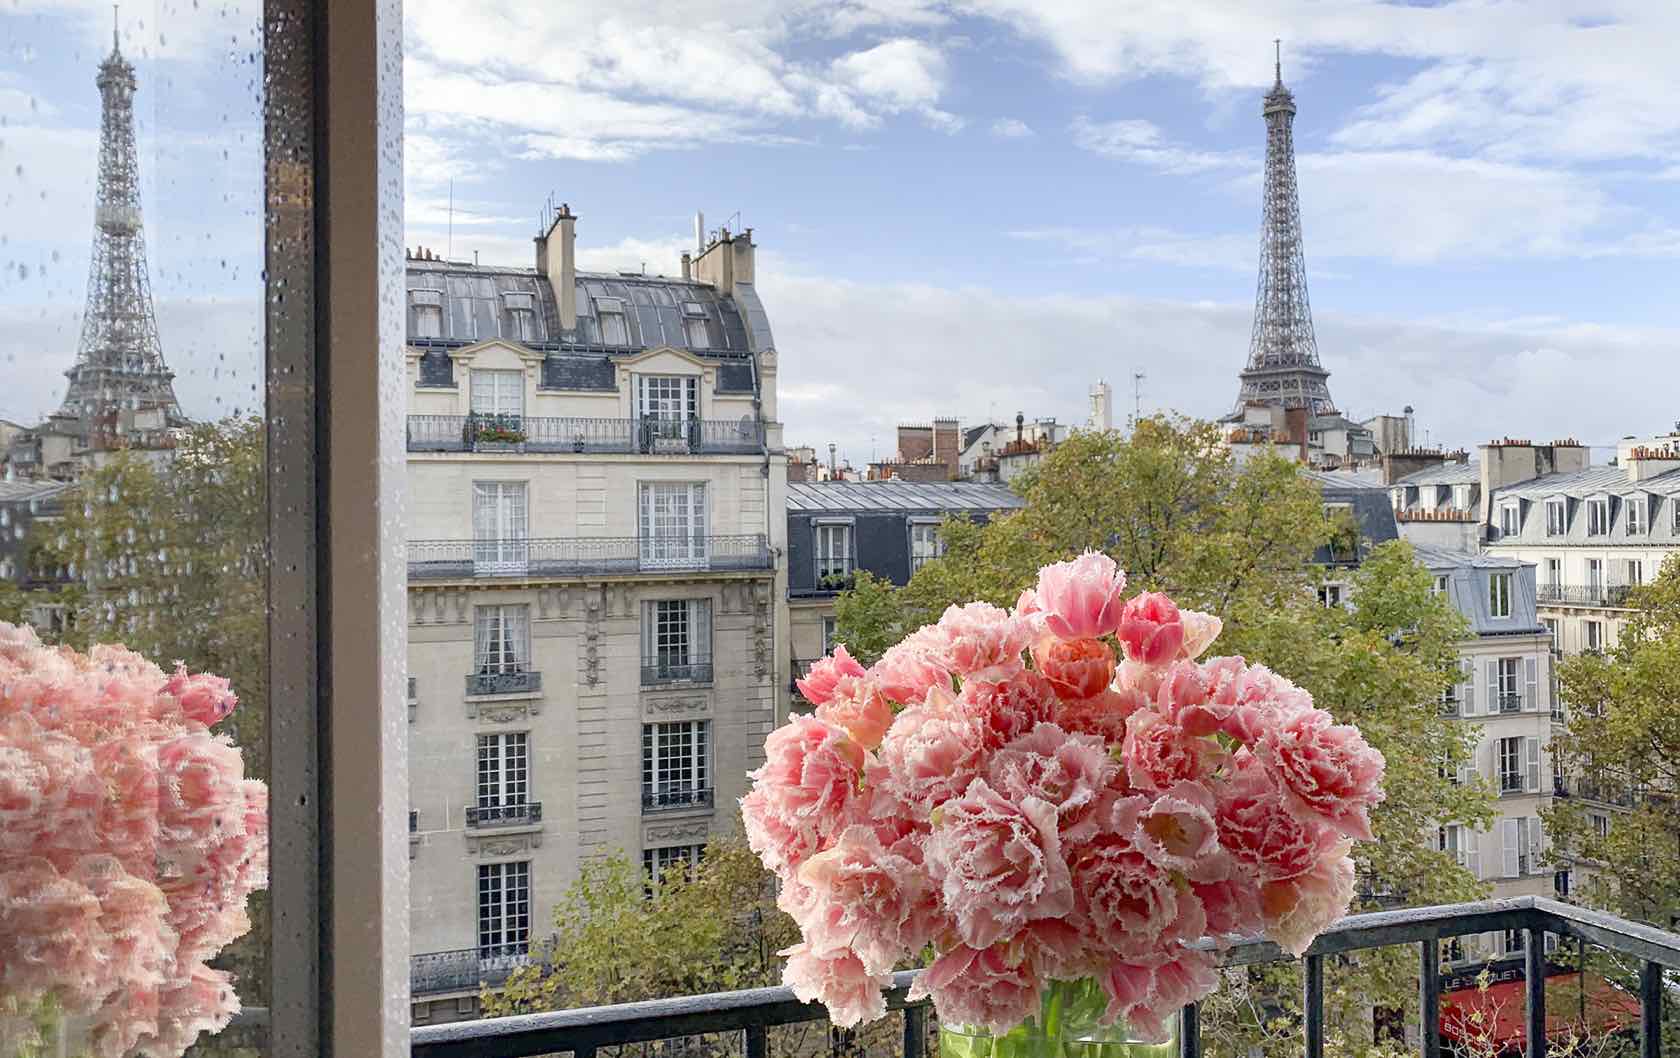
[1496,737,1538,793]
[1586,497,1610,536]
[474,604,530,675]
[477,861,531,960]
[470,368,525,419]
[1626,495,1647,535]
[642,599,712,684]
[639,482,708,569]
[1495,657,1520,713]
[1545,498,1566,536]
[1504,817,1544,877]
[472,481,528,573]
[476,732,528,810]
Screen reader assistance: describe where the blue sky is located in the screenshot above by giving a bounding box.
[4,1,1679,466]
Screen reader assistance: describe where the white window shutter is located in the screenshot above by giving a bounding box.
[1457,760,1474,787]
[694,599,712,660]
[1462,658,1475,714]
[1486,659,1499,710]
[1528,818,1544,870]
[1524,656,1538,712]
[1501,819,1520,879]
[1525,738,1541,793]
[1466,830,1482,880]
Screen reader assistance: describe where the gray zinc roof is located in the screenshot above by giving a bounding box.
[1395,461,1480,487]
[1409,543,1527,571]
[405,260,773,356]
[786,480,1024,514]
[0,480,73,504]
[1495,464,1680,500]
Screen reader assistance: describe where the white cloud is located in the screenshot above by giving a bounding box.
[1070,117,1247,173]
[1007,226,1252,271]
[990,117,1034,139]
[759,263,1680,465]
[402,2,964,161]
[958,0,1680,165]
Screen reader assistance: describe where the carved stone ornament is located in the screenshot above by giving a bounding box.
[646,821,710,842]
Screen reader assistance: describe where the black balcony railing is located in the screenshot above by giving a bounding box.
[1500,772,1527,794]
[1538,583,1636,608]
[641,786,715,813]
[464,802,543,829]
[641,656,714,686]
[1497,693,1524,713]
[411,534,772,580]
[411,943,532,997]
[406,414,765,455]
[411,896,1678,1058]
[1577,780,1638,808]
[465,670,542,696]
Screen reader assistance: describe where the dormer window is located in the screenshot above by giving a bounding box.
[1625,495,1647,536]
[680,301,708,348]
[1452,485,1470,510]
[596,297,629,345]
[1499,503,1519,537]
[1545,498,1566,536]
[410,289,444,339]
[1489,571,1512,619]
[1586,497,1610,536]
[502,292,537,342]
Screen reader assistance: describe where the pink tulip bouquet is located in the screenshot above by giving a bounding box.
[746,553,1385,1047]
[0,622,268,1058]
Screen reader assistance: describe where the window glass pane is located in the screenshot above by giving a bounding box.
[2,6,273,1053]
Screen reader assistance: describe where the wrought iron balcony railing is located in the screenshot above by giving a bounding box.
[465,669,542,696]
[407,414,765,455]
[411,897,1677,1058]
[641,786,715,813]
[411,943,533,997]
[1537,583,1636,608]
[1496,692,1525,714]
[411,534,772,580]
[464,802,543,829]
[641,656,714,686]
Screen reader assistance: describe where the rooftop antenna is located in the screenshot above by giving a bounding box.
[1132,371,1145,428]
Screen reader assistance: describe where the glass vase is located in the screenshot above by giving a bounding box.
[937,978,1180,1058]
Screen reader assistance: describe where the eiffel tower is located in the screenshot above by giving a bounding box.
[1232,43,1337,417]
[55,10,183,451]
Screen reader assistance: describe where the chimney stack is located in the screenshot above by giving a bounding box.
[693,225,756,297]
[536,202,578,330]
[933,417,959,480]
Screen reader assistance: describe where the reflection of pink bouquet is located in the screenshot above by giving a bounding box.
[749,553,1386,1038]
[0,622,268,1058]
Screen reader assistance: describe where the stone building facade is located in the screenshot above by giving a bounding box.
[402,213,785,1023]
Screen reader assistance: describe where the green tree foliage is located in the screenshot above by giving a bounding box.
[484,837,799,1015]
[37,419,272,1024]
[835,420,1494,1056]
[1544,553,1680,930]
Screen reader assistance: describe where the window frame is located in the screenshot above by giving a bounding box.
[909,518,944,574]
[1488,571,1512,619]
[474,604,532,674]
[1499,502,1520,536]
[595,296,629,345]
[1625,494,1647,535]
[477,860,532,957]
[476,732,530,809]
[814,520,855,581]
[264,4,413,1052]
[1586,496,1610,536]
[642,719,711,803]
[1544,497,1566,536]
